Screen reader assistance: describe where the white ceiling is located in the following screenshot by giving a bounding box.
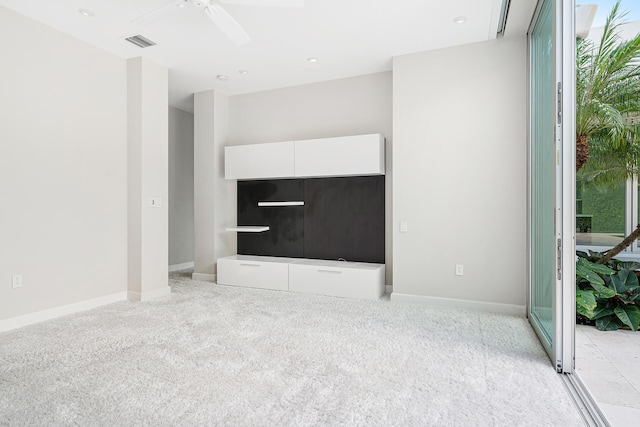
[0,0,531,112]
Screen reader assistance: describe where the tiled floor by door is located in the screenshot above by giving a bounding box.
[575,325,640,426]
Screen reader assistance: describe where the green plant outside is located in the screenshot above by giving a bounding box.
[577,177,625,233]
[576,251,640,331]
[574,2,640,331]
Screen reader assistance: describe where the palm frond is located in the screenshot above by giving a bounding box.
[577,0,640,181]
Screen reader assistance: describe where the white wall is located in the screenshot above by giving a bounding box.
[127,57,170,301]
[228,72,393,283]
[228,72,392,144]
[213,92,237,268]
[392,37,528,308]
[194,90,236,280]
[0,7,127,319]
[169,107,194,267]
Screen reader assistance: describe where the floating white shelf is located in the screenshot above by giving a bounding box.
[257,201,304,207]
[225,226,270,233]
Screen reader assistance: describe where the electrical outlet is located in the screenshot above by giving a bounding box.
[12,274,22,289]
[400,221,408,233]
[455,264,464,276]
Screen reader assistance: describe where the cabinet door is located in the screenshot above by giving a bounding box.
[303,176,385,264]
[294,134,384,178]
[217,257,289,291]
[289,262,385,300]
[225,141,295,180]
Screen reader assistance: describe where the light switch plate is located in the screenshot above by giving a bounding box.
[400,221,408,233]
[146,197,162,208]
[12,274,22,288]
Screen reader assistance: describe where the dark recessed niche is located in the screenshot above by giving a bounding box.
[237,176,385,263]
[237,179,304,258]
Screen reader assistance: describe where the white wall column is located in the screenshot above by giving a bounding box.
[193,90,236,282]
[169,107,195,268]
[127,57,170,301]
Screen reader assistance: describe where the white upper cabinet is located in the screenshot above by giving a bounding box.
[294,134,385,178]
[224,134,385,180]
[225,141,294,180]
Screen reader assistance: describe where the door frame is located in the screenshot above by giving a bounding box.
[557,0,576,375]
[526,0,575,375]
[526,1,611,424]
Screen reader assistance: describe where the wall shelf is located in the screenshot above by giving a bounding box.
[258,201,304,207]
[225,226,270,233]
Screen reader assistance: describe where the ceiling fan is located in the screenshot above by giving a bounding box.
[132,0,305,46]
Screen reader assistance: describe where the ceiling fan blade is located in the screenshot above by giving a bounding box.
[220,0,304,7]
[131,0,186,27]
[205,4,251,46]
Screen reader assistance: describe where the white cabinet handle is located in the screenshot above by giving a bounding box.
[318,269,342,274]
[240,263,261,267]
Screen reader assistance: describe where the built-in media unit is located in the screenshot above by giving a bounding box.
[220,133,386,300]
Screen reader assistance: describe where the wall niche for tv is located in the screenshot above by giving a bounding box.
[237,175,384,264]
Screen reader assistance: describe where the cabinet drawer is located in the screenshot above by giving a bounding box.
[289,262,385,300]
[217,258,289,291]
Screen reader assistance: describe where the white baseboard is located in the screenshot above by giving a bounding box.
[0,291,128,333]
[390,293,525,316]
[127,286,172,302]
[169,261,194,272]
[192,273,216,282]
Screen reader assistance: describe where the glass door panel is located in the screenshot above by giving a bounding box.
[529,0,575,373]
[530,0,555,349]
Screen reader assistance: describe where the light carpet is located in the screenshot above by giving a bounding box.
[0,271,583,426]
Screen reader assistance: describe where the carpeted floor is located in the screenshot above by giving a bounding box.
[0,271,583,426]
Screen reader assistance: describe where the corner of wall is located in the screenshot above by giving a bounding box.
[194,90,237,277]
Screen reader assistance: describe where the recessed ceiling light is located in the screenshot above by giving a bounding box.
[78,8,94,17]
[238,70,248,75]
[217,74,229,81]
[453,16,467,24]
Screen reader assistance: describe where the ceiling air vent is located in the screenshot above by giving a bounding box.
[125,35,156,48]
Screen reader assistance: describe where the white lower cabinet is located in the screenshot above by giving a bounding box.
[289,259,385,301]
[216,255,385,300]
[217,255,291,291]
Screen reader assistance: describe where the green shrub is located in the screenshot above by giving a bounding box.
[576,251,640,331]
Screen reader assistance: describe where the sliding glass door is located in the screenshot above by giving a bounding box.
[528,0,575,373]
[530,0,555,353]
